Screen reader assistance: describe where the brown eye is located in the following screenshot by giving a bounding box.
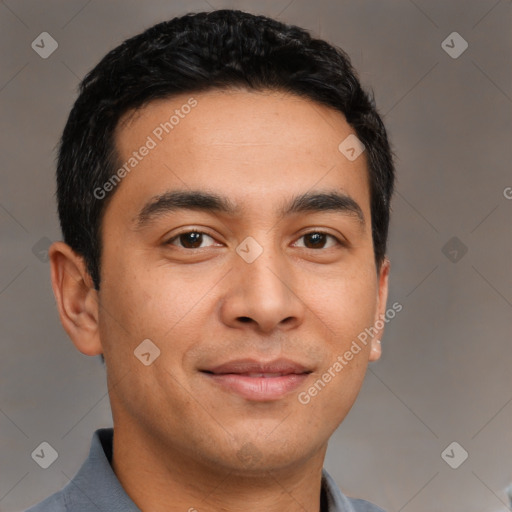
[294,231,341,249]
[167,231,217,249]
[304,232,327,249]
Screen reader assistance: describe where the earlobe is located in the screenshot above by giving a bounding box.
[49,241,103,356]
[369,339,382,362]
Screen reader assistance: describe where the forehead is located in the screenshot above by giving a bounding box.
[108,88,370,222]
[118,88,354,148]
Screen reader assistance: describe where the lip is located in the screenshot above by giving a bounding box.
[200,358,312,401]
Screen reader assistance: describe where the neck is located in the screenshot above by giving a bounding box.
[110,422,327,512]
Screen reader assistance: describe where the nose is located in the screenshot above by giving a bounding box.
[218,239,306,334]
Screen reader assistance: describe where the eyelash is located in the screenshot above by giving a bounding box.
[165,229,344,250]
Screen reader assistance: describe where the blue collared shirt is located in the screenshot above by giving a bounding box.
[26,428,385,512]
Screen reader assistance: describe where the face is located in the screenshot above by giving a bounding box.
[63,89,389,474]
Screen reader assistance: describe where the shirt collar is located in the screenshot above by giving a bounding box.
[68,428,140,511]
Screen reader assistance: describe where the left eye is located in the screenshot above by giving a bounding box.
[292,231,340,249]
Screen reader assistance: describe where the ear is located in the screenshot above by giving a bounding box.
[49,241,103,356]
[368,258,390,362]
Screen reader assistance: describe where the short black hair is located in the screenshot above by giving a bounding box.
[57,9,395,292]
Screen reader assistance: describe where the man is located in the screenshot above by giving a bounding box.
[28,9,394,512]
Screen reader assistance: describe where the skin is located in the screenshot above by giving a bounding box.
[49,88,390,512]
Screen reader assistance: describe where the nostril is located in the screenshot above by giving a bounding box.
[238,317,252,323]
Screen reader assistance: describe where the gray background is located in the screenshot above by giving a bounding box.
[1,1,511,511]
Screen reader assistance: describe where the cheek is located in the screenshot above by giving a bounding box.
[299,272,377,427]
[100,260,213,351]
[97,259,158,356]
[306,264,378,347]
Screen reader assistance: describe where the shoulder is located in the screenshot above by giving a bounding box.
[24,480,106,512]
[24,428,114,512]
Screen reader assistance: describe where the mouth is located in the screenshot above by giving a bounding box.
[200,358,312,401]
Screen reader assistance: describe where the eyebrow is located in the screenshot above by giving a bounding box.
[134,189,366,230]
